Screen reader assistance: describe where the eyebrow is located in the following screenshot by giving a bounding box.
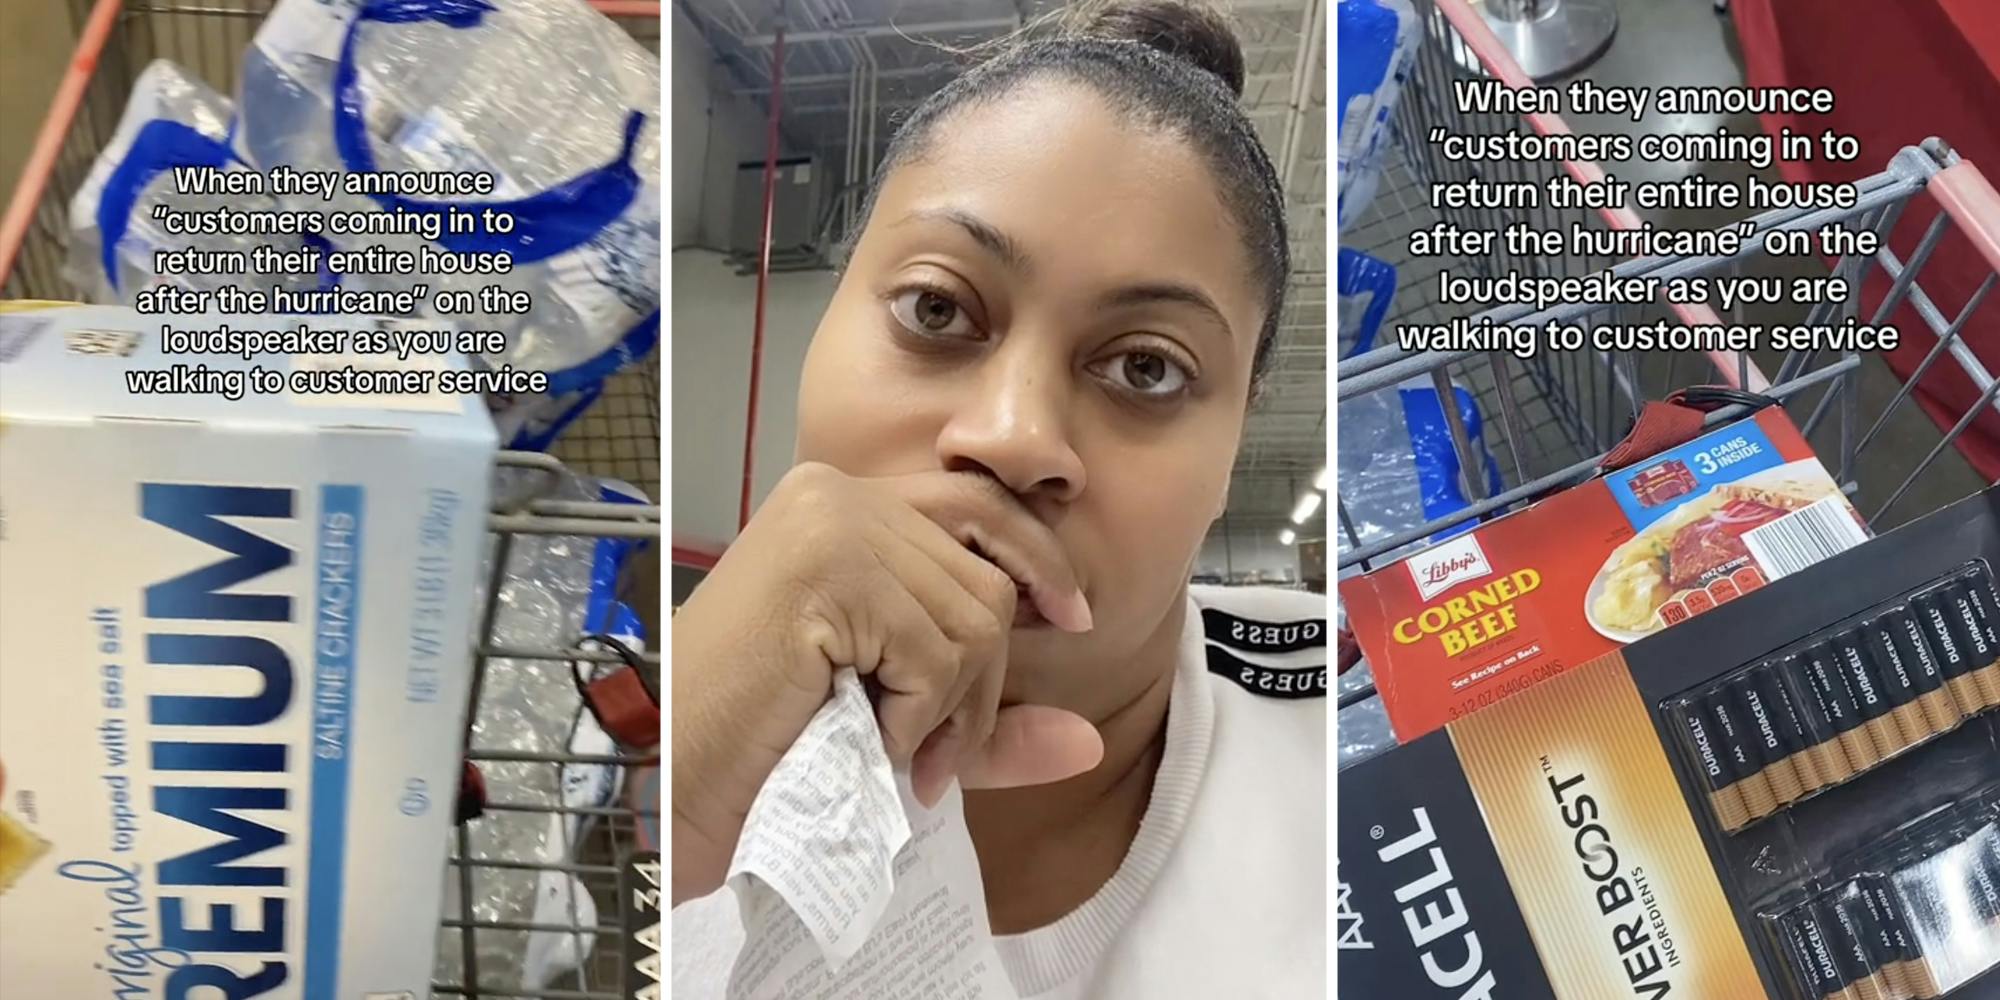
[1103,282,1235,339]
[893,209,1236,339]
[896,208,1032,274]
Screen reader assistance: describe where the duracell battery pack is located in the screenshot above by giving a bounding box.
[1953,573,2000,709]
[1664,559,2000,834]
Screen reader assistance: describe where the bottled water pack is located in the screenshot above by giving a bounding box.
[64,59,321,304]
[239,0,662,440]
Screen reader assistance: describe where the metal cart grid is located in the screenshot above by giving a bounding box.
[1,2,666,997]
[1337,0,2000,585]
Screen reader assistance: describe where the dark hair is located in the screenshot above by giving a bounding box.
[846,0,1291,385]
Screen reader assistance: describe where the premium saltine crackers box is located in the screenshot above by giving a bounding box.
[0,305,495,996]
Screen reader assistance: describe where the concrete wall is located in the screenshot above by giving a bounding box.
[672,14,837,551]
[668,6,770,251]
[669,249,838,550]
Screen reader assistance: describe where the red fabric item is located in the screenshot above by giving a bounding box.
[1734,0,2000,478]
[1600,400,1707,472]
[456,761,487,825]
[586,667,661,750]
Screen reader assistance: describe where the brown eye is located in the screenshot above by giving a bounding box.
[890,288,977,338]
[1125,353,1168,388]
[917,292,956,330]
[1101,350,1190,397]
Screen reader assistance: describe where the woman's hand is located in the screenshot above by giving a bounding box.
[671,463,1103,905]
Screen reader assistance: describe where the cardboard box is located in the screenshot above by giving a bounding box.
[1337,487,2000,999]
[1341,408,1868,742]
[0,306,496,996]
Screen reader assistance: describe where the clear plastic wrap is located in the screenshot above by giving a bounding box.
[1335,245,1501,566]
[239,0,661,398]
[1336,380,1501,565]
[1764,791,2000,999]
[1335,597,1397,767]
[1336,675,1396,768]
[433,467,649,989]
[1336,248,1397,361]
[1336,391,1428,559]
[63,60,321,303]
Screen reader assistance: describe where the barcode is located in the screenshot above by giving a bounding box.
[65,327,140,358]
[1743,496,1869,579]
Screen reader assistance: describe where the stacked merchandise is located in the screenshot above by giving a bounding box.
[1335,0,1418,231]
[1339,482,2000,998]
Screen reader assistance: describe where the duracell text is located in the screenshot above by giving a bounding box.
[1375,807,1499,997]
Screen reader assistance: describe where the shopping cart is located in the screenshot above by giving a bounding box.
[1,1,665,997]
[1337,0,2000,699]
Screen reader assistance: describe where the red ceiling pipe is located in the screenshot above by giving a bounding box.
[740,11,787,531]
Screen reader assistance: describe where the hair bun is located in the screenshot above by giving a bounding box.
[1074,0,1246,98]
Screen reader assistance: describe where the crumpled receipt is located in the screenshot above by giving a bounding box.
[723,669,1021,1000]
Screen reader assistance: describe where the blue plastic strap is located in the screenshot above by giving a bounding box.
[333,0,645,264]
[98,119,235,291]
[1336,248,1399,358]
[501,310,656,450]
[1399,384,1503,542]
[586,481,648,643]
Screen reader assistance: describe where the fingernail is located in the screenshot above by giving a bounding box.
[915,762,955,809]
[915,772,945,809]
[1061,591,1094,633]
[913,724,962,808]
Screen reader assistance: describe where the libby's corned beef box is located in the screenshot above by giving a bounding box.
[1341,408,1869,742]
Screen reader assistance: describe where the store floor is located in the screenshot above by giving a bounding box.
[1552,0,1985,527]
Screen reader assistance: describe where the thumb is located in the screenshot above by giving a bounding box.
[958,705,1104,791]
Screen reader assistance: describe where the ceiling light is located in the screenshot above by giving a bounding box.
[1291,492,1322,524]
[1314,466,1329,491]
[1279,528,1296,546]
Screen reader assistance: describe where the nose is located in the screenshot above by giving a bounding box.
[935,350,1086,504]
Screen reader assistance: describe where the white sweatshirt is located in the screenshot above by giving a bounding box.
[674,584,1327,999]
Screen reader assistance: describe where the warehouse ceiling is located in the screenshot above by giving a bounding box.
[677,0,1327,538]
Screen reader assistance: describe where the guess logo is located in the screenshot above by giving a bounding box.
[1408,535,1493,601]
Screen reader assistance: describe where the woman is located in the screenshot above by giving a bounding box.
[672,2,1326,996]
